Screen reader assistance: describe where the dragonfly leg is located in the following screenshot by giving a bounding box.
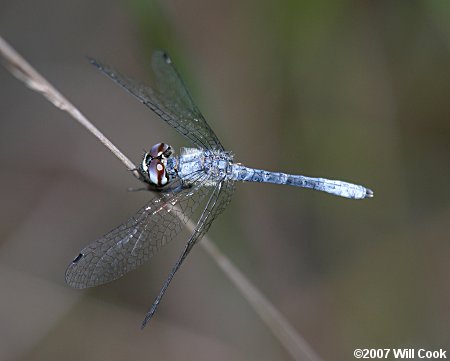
[127,186,151,192]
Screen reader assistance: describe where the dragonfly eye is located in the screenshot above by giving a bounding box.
[149,143,172,159]
[148,159,169,187]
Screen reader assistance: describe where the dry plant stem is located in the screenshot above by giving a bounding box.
[200,237,323,361]
[0,36,139,179]
[0,35,323,361]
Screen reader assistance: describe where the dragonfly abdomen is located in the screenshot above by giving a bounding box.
[231,164,288,185]
[231,164,372,199]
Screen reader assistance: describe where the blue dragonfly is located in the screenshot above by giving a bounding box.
[66,51,373,328]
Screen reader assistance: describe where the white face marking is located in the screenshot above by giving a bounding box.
[141,159,148,172]
[149,167,158,185]
[160,174,168,185]
[156,163,164,172]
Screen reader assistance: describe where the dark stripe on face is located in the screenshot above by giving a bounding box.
[149,159,167,186]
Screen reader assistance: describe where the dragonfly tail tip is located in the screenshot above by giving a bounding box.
[365,188,374,198]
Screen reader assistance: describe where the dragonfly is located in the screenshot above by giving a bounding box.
[65,50,373,328]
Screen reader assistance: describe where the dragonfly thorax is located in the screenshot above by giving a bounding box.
[176,147,233,186]
[141,142,174,187]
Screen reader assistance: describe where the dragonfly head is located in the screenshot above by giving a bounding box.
[140,143,174,187]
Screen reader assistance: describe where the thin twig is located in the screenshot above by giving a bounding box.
[200,238,323,361]
[0,35,323,361]
[0,36,139,178]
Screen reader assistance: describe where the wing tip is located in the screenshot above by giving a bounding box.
[153,49,171,64]
[86,56,98,66]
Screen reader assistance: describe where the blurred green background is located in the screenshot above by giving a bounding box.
[0,1,449,360]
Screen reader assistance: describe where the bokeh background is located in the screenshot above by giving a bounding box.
[0,1,449,360]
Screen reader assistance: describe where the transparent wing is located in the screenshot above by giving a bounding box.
[65,171,213,289]
[141,178,236,326]
[189,178,236,246]
[89,51,224,151]
[206,178,236,227]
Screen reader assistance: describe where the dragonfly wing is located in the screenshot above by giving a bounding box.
[65,172,210,289]
[141,178,236,326]
[190,178,235,246]
[150,51,224,151]
[89,51,223,151]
